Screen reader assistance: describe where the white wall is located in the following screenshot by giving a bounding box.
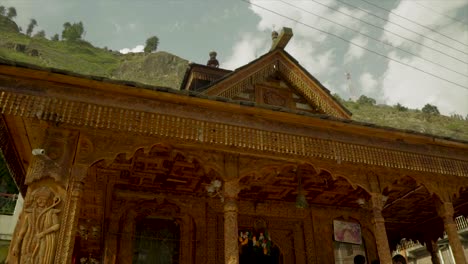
[0,194,23,241]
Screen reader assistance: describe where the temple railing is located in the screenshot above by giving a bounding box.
[0,193,17,215]
[397,215,468,251]
[455,215,468,231]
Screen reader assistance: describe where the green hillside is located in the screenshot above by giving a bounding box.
[0,18,189,88]
[342,100,468,141]
[0,16,466,142]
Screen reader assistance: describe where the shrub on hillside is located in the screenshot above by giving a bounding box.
[395,103,408,112]
[357,95,376,105]
[26,18,37,36]
[422,104,440,115]
[62,21,85,42]
[144,36,159,53]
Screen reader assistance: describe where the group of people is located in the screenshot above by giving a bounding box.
[354,254,407,264]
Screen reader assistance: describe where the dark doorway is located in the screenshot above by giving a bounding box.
[240,243,283,264]
[132,218,180,264]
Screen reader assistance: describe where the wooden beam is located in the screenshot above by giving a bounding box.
[270,27,293,51]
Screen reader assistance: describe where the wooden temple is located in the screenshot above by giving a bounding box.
[0,28,467,264]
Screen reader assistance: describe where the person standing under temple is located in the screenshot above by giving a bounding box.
[354,254,366,264]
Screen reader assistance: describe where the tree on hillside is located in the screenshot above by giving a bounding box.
[395,103,408,112]
[7,7,16,19]
[0,6,5,16]
[144,36,159,53]
[51,34,59,41]
[33,30,46,38]
[62,21,85,42]
[422,104,440,115]
[26,19,37,36]
[357,95,376,105]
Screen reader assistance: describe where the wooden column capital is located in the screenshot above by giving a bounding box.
[436,201,455,223]
[369,193,388,221]
[224,180,241,200]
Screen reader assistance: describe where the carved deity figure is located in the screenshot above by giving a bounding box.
[7,186,61,264]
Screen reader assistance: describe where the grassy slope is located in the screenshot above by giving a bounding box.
[343,101,468,141]
[0,20,188,88]
[0,18,466,141]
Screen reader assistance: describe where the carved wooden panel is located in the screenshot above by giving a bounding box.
[0,90,466,178]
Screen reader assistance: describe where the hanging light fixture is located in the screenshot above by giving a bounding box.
[295,168,309,209]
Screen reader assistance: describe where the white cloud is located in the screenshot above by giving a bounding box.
[119,44,144,54]
[359,72,377,95]
[344,35,368,64]
[225,0,468,115]
[221,33,269,70]
[380,1,468,115]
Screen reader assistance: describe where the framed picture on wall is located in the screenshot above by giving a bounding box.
[333,220,362,245]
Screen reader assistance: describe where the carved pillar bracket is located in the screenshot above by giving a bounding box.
[369,193,392,264]
[54,164,87,264]
[436,201,467,264]
[223,180,240,264]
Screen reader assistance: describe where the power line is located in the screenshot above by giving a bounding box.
[359,0,468,48]
[301,0,468,65]
[332,0,468,56]
[279,0,468,78]
[412,1,468,27]
[241,0,468,90]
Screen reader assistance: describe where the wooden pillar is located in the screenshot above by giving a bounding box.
[425,239,441,264]
[118,209,137,264]
[370,193,392,264]
[103,216,120,263]
[436,202,467,264]
[54,165,87,264]
[223,180,240,264]
[6,128,80,264]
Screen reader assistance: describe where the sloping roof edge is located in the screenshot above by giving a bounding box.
[201,49,352,118]
[0,58,466,146]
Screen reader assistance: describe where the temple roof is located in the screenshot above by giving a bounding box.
[0,58,466,145]
[201,49,352,119]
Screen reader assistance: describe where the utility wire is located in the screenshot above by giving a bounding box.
[280,0,468,78]
[332,0,468,56]
[359,0,468,48]
[412,1,468,27]
[241,0,468,90]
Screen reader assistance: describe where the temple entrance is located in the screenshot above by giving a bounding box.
[132,218,180,264]
[239,243,282,264]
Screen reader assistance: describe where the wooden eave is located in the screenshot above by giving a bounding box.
[180,63,232,90]
[202,49,352,119]
[0,62,466,153]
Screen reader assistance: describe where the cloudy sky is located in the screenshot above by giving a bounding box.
[3,0,468,116]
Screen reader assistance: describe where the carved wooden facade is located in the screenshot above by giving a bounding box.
[0,42,467,264]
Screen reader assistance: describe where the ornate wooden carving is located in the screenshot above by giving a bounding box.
[26,127,78,186]
[7,185,62,264]
[54,165,87,264]
[1,90,465,178]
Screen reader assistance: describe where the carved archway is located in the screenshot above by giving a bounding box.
[76,143,219,263]
[381,176,443,249]
[238,162,370,208]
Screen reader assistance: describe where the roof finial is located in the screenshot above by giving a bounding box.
[270,27,293,51]
[207,51,219,68]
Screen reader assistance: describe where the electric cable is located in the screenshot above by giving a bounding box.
[412,1,468,27]
[359,0,468,47]
[241,0,468,90]
[280,0,468,78]
[332,0,468,55]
